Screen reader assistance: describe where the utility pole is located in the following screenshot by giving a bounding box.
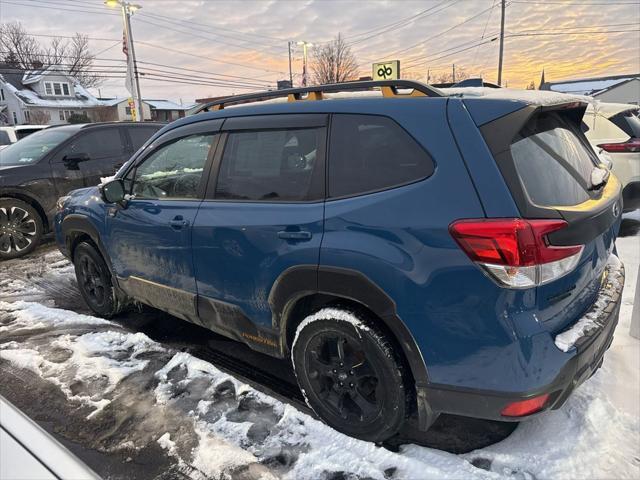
[105,0,143,121]
[497,0,506,86]
[288,41,293,86]
[297,41,313,87]
[452,64,456,83]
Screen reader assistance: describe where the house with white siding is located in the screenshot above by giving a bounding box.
[0,65,103,125]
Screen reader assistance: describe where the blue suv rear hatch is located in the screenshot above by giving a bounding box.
[467,97,622,336]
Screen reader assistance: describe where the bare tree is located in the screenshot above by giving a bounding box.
[0,22,42,69]
[0,22,101,87]
[27,110,51,125]
[92,106,117,122]
[434,68,470,84]
[311,34,358,85]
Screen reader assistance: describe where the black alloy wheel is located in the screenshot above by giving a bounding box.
[0,199,43,260]
[292,311,408,442]
[73,241,123,317]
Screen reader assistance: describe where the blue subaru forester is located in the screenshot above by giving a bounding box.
[55,80,625,442]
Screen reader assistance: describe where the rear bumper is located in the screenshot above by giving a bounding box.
[423,254,624,422]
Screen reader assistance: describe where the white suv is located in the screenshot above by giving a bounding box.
[583,103,640,212]
[0,125,49,150]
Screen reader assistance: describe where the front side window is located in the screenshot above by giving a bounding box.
[62,83,70,96]
[53,83,62,95]
[328,114,435,198]
[511,112,598,207]
[215,128,322,201]
[45,83,53,95]
[130,133,215,199]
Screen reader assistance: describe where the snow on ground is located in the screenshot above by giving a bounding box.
[0,233,638,479]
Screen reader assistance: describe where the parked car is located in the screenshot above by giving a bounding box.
[0,122,162,259]
[0,124,49,150]
[582,102,640,212]
[1,395,100,480]
[55,81,624,442]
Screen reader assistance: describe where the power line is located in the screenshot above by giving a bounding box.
[59,0,287,43]
[132,16,288,58]
[348,0,459,47]
[510,0,639,4]
[12,31,287,76]
[0,57,273,88]
[0,66,270,90]
[2,0,119,16]
[369,2,503,64]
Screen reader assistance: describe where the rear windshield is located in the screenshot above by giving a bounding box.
[610,111,640,138]
[510,112,598,207]
[0,129,73,166]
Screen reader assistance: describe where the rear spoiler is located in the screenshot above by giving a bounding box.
[477,101,589,156]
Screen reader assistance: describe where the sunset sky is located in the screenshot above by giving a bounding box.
[1,0,639,102]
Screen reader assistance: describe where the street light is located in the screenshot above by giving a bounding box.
[104,0,143,121]
[296,41,313,87]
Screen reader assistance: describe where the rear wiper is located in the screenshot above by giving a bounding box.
[589,166,610,191]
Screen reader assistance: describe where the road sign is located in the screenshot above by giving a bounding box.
[372,60,400,81]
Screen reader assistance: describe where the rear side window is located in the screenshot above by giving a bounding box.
[510,112,597,207]
[328,114,434,198]
[0,131,10,146]
[15,128,42,140]
[610,111,640,138]
[69,128,125,159]
[129,126,160,151]
[215,128,322,201]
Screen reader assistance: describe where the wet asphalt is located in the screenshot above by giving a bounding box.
[1,214,638,479]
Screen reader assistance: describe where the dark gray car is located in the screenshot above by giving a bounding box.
[0,122,162,259]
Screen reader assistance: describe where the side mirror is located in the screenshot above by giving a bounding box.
[63,153,90,170]
[100,178,126,204]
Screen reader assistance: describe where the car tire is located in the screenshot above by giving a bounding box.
[0,198,43,260]
[73,241,123,318]
[291,308,408,443]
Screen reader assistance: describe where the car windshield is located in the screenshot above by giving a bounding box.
[0,129,73,166]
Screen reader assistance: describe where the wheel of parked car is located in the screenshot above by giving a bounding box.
[73,242,123,318]
[0,198,43,260]
[291,308,408,442]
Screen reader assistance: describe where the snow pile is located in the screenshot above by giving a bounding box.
[0,240,638,479]
[555,254,625,352]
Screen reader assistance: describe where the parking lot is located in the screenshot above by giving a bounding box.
[1,214,638,480]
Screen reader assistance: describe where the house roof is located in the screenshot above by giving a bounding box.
[540,73,639,96]
[0,67,102,109]
[97,97,190,110]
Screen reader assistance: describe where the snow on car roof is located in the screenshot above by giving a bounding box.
[586,101,639,117]
[440,86,594,107]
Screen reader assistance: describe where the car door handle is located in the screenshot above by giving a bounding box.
[277,230,312,240]
[169,217,190,229]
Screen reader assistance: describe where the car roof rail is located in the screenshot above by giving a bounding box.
[192,80,443,115]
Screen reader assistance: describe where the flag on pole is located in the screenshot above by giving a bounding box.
[122,30,134,96]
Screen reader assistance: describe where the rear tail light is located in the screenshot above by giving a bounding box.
[449,219,583,288]
[597,138,640,153]
[501,394,550,417]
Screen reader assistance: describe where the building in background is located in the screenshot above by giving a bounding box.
[0,66,103,125]
[96,98,191,122]
[540,73,640,105]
